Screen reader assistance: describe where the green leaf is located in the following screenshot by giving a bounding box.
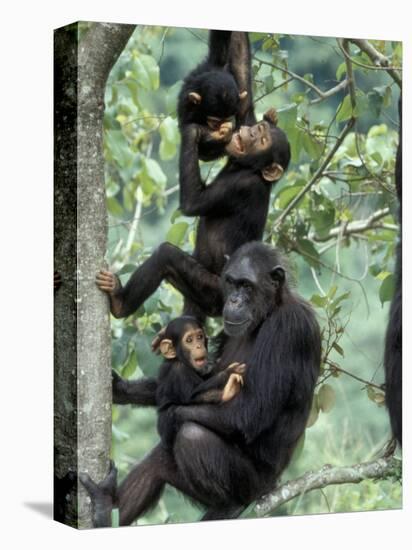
[306,398,319,427]
[379,273,395,305]
[171,209,182,223]
[297,238,320,267]
[111,508,120,528]
[134,54,159,90]
[107,197,124,218]
[166,222,189,246]
[367,385,386,406]
[318,384,336,413]
[140,158,167,195]
[277,103,297,129]
[276,185,304,209]
[332,342,344,357]
[336,62,347,80]
[122,350,138,379]
[336,95,354,122]
[302,133,323,159]
[105,130,134,167]
[159,116,179,160]
[117,263,137,275]
[310,294,328,308]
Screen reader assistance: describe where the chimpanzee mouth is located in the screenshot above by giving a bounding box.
[194,356,207,367]
[224,319,249,326]
[234,132,244,153]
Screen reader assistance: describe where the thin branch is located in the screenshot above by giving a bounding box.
[255,57,348,103]
[309,80,349,105]
[348,38,402,88]
[325,359,384,391]
[274,118,355,228]
[311,207,392,242]
[254,454,399,517]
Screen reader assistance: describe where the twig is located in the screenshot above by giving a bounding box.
[254,454,399,516]
[348,38,402,88]
[310,207,392,242]
[325,359,384,391]
[255,57,348,103]
[274,118,355,228]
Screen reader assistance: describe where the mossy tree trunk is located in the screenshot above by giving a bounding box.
[54,22,135,529]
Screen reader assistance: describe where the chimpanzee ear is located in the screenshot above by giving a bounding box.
[263,108,278,126]
[270,265,286,286]
[261,163,284,183]
[188,92,202,105]
[159,339,177,359]
[239,90,248,100]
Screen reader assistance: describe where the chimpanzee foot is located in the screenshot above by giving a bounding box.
[79,461,118,528]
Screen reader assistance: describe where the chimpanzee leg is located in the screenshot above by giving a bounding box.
[173,422,260,513]
[114,243,222,318]
[201,505,246,521]
[117,443,207,525]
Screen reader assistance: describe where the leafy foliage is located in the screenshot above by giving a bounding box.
[96,27,402,523]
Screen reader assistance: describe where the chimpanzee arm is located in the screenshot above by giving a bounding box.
[229,32,256,126]
[179,125,256,217]
[175,303,321,441]
[112,370,158,406]
[208,30,232,66]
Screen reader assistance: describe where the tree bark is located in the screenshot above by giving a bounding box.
[54,21,135,529]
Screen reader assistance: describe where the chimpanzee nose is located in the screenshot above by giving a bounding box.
[230,296,240,306]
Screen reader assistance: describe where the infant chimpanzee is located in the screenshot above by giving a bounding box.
[156,316,246,447]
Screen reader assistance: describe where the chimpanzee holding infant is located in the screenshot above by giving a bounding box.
[81,31,321,526]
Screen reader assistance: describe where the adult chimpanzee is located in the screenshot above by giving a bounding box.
[384,97,402,446]
[82,242,321,526]
[177,30,247,161]
[155,316,246,447]
[96,32,291,323]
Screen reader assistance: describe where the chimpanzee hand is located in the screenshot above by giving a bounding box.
[222,373,244,402]
[226,362,247,376]
[207,121,233,144]
[96,270,124,317]
[96,269,120,295]
[79,461,118,528]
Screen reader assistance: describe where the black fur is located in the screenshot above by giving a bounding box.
[177,30,240,161]
[86,243,321,525]
[155,316,236,448]
[384,97,402,445]
[108,32,290,323]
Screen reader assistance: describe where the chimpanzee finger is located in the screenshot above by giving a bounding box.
[79,473,100,498]
[100,461,118,492]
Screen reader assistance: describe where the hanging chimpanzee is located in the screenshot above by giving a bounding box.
[384,97,402,446]
[177,30,247,161]
[96,32,291,323]
[154,316,246,447]
[81,242,321,526]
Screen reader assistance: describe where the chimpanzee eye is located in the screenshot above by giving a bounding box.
[186,336,193,344]
[197,334,203,340]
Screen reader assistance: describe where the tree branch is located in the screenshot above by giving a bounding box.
[255,57,348,104]
[310,207,393,242]
[254,454,400,517]
[341,39,402,88]
[274,118,355,228]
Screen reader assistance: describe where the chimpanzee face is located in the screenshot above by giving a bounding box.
[159,322,209,374]
[180,325,209,372]
[225,121,273,158]
[222,253,286,338]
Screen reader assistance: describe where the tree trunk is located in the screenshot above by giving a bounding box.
[54,21,135,529]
